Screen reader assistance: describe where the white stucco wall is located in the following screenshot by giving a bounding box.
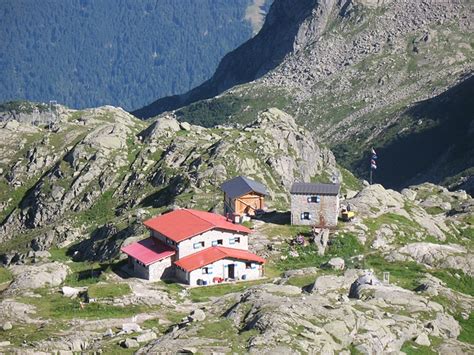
[177,230,248,258]
[177,258,263,286]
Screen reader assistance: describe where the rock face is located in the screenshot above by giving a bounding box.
[0,104,338,261]
[389,242,474,276]
[6,262,69,293]
[133,0,322,119]
[135,0,473,193]
[139,269,471,354]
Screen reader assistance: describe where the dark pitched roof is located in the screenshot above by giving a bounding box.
[220,176,269,199]
[290,182,340,195]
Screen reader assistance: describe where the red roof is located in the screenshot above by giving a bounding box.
[174,246,265,272]
[121,237,175,266]
[143,209,251,243]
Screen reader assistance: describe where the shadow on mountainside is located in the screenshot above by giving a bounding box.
[132,0,318,119]
[366,75,474,192]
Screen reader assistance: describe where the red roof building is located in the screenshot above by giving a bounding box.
[175,246,265,272]
[143,209,250,242]
[121,237,175,266]
[122,208,264,286]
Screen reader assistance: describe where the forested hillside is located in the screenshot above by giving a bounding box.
[0,0,271,110]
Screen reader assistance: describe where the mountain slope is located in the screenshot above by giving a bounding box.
[134,0,473,192]
[0,104,339,257]
[0,0,273,110]
[133,0,318,119]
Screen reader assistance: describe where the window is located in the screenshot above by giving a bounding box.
[246,262,252,269]
[212,239,223,246]
[202,266,213,275]
[229,236,241,244]
[136,260,145,267]
[307,196,320,203]
[193,241,205,249]
[300,212,312,220]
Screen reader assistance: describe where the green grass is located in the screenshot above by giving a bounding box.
[22,289,146,320]
[456,313,474,344]
[88,283,131,299]
[364,254,425,290]
[401,339,437,355]
[260,224,311,239]
[0,321,69,346]
[0,266,12,284]
[75,189,116,227]
[142,310,187,333]
[194,318,259,352]
[156,280,185,298]
[430,269,474,296]
[339,165,363,193]
[274,233,363,272]
[50,247,119,286]
[189,279,266,302]
[424,206,444,215]
[285,274,318,288]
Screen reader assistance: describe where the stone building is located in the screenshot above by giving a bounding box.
[290,182,340,227]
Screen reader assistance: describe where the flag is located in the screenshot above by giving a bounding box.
[371,159,377,170]
[371,147,378,160]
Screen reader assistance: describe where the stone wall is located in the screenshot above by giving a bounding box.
[290,193,339,227]
[130,256,173,281]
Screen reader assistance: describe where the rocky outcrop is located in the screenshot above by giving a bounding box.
[0,104,339,260]
[6,262,69,293]
[388,242,474,276]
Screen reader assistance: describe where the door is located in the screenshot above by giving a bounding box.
[228,264,235,279]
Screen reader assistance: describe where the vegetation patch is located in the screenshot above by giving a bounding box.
[87,283,131,299]
[364,254,425,290]
[0,266,12,284]
[21,289,145,320]
[0,321,68,346]
[194,317,259,352]
[50,248,117,286]
[401,339,438,355]
[275,233,363,272]
[456,313,474,345]
[285,274,318,288]
[430,269,474,296]
[189,279,266,302]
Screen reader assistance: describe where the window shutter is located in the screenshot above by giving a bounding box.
[229,238,235,245]
[300,213,304,220]
[212,241,217,246]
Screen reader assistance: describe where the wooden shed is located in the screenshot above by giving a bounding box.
[220,176,269,216]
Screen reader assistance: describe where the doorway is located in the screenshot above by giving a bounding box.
[228,264,235,279]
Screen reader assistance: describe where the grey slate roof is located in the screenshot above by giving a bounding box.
[220,176,269,199]
[290,182,340,195]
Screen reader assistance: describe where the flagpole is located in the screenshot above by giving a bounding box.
[370,168,372,185]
